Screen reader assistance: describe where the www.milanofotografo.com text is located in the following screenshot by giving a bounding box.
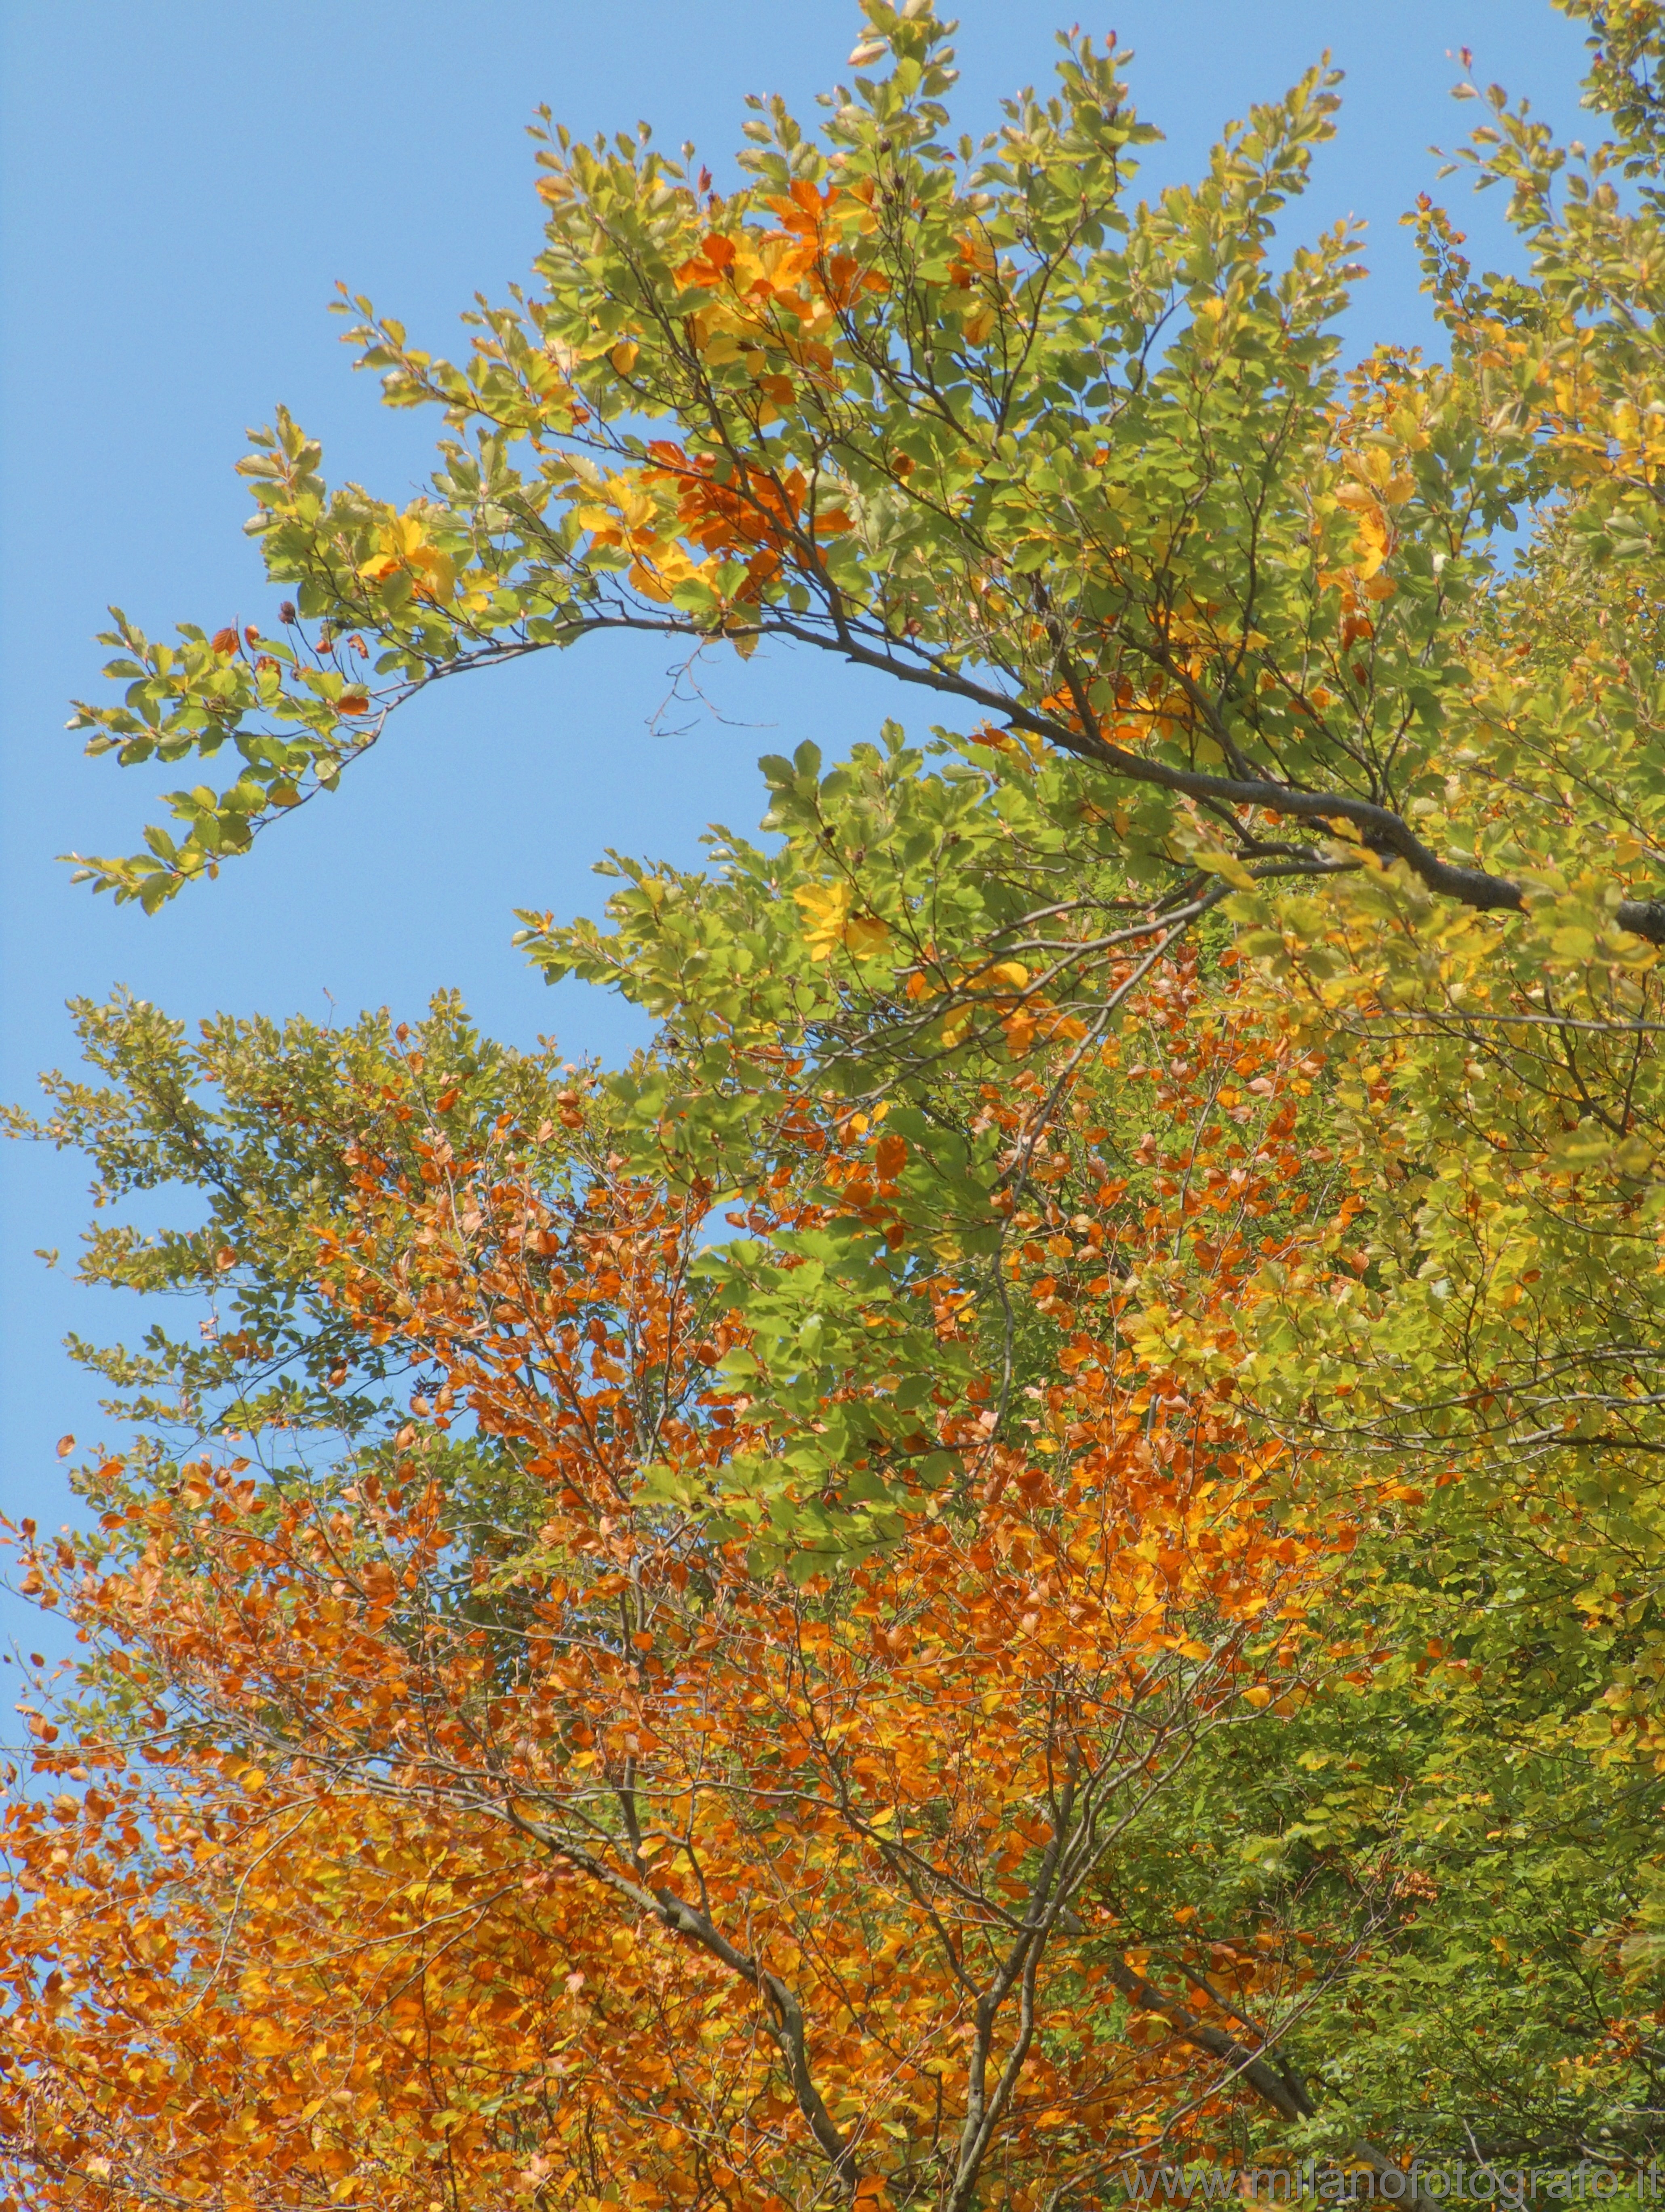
[1121,2164,1665,2204]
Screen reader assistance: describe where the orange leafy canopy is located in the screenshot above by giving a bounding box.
[0,1100,1340,2212]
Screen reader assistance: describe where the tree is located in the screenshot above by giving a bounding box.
[56,3,1665,953]
[2,990,1364,2210]
[12,0,1665,2202]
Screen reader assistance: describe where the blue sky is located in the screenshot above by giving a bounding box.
[0,0,1594,1656]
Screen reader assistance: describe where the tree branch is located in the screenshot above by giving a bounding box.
[750,612,1665,946]
[501,1802,858,2190]
[1104,1958,1444,2212]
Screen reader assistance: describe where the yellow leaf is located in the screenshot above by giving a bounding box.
[795,881,852,960]
[794,882,889,961]
[967,960,1029,992]
[358,509,456,602]
[1191,847,1256,891]
[1351,502,1391,580]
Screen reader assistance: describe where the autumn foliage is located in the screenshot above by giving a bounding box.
[17,0,1665,2201]
[0,1013,1353,2210]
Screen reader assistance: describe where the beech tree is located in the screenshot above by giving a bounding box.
[9,0,1665,2205]
[0,988,1377,2209]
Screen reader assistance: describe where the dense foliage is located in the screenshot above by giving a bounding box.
[8,2,1665,2206]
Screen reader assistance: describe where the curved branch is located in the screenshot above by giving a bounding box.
[1104,1957,1444,2212]
[500,1801,858,2189]
[753,612,1665,946]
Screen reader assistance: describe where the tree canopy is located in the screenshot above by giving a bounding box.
[8,2,1665,2208]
